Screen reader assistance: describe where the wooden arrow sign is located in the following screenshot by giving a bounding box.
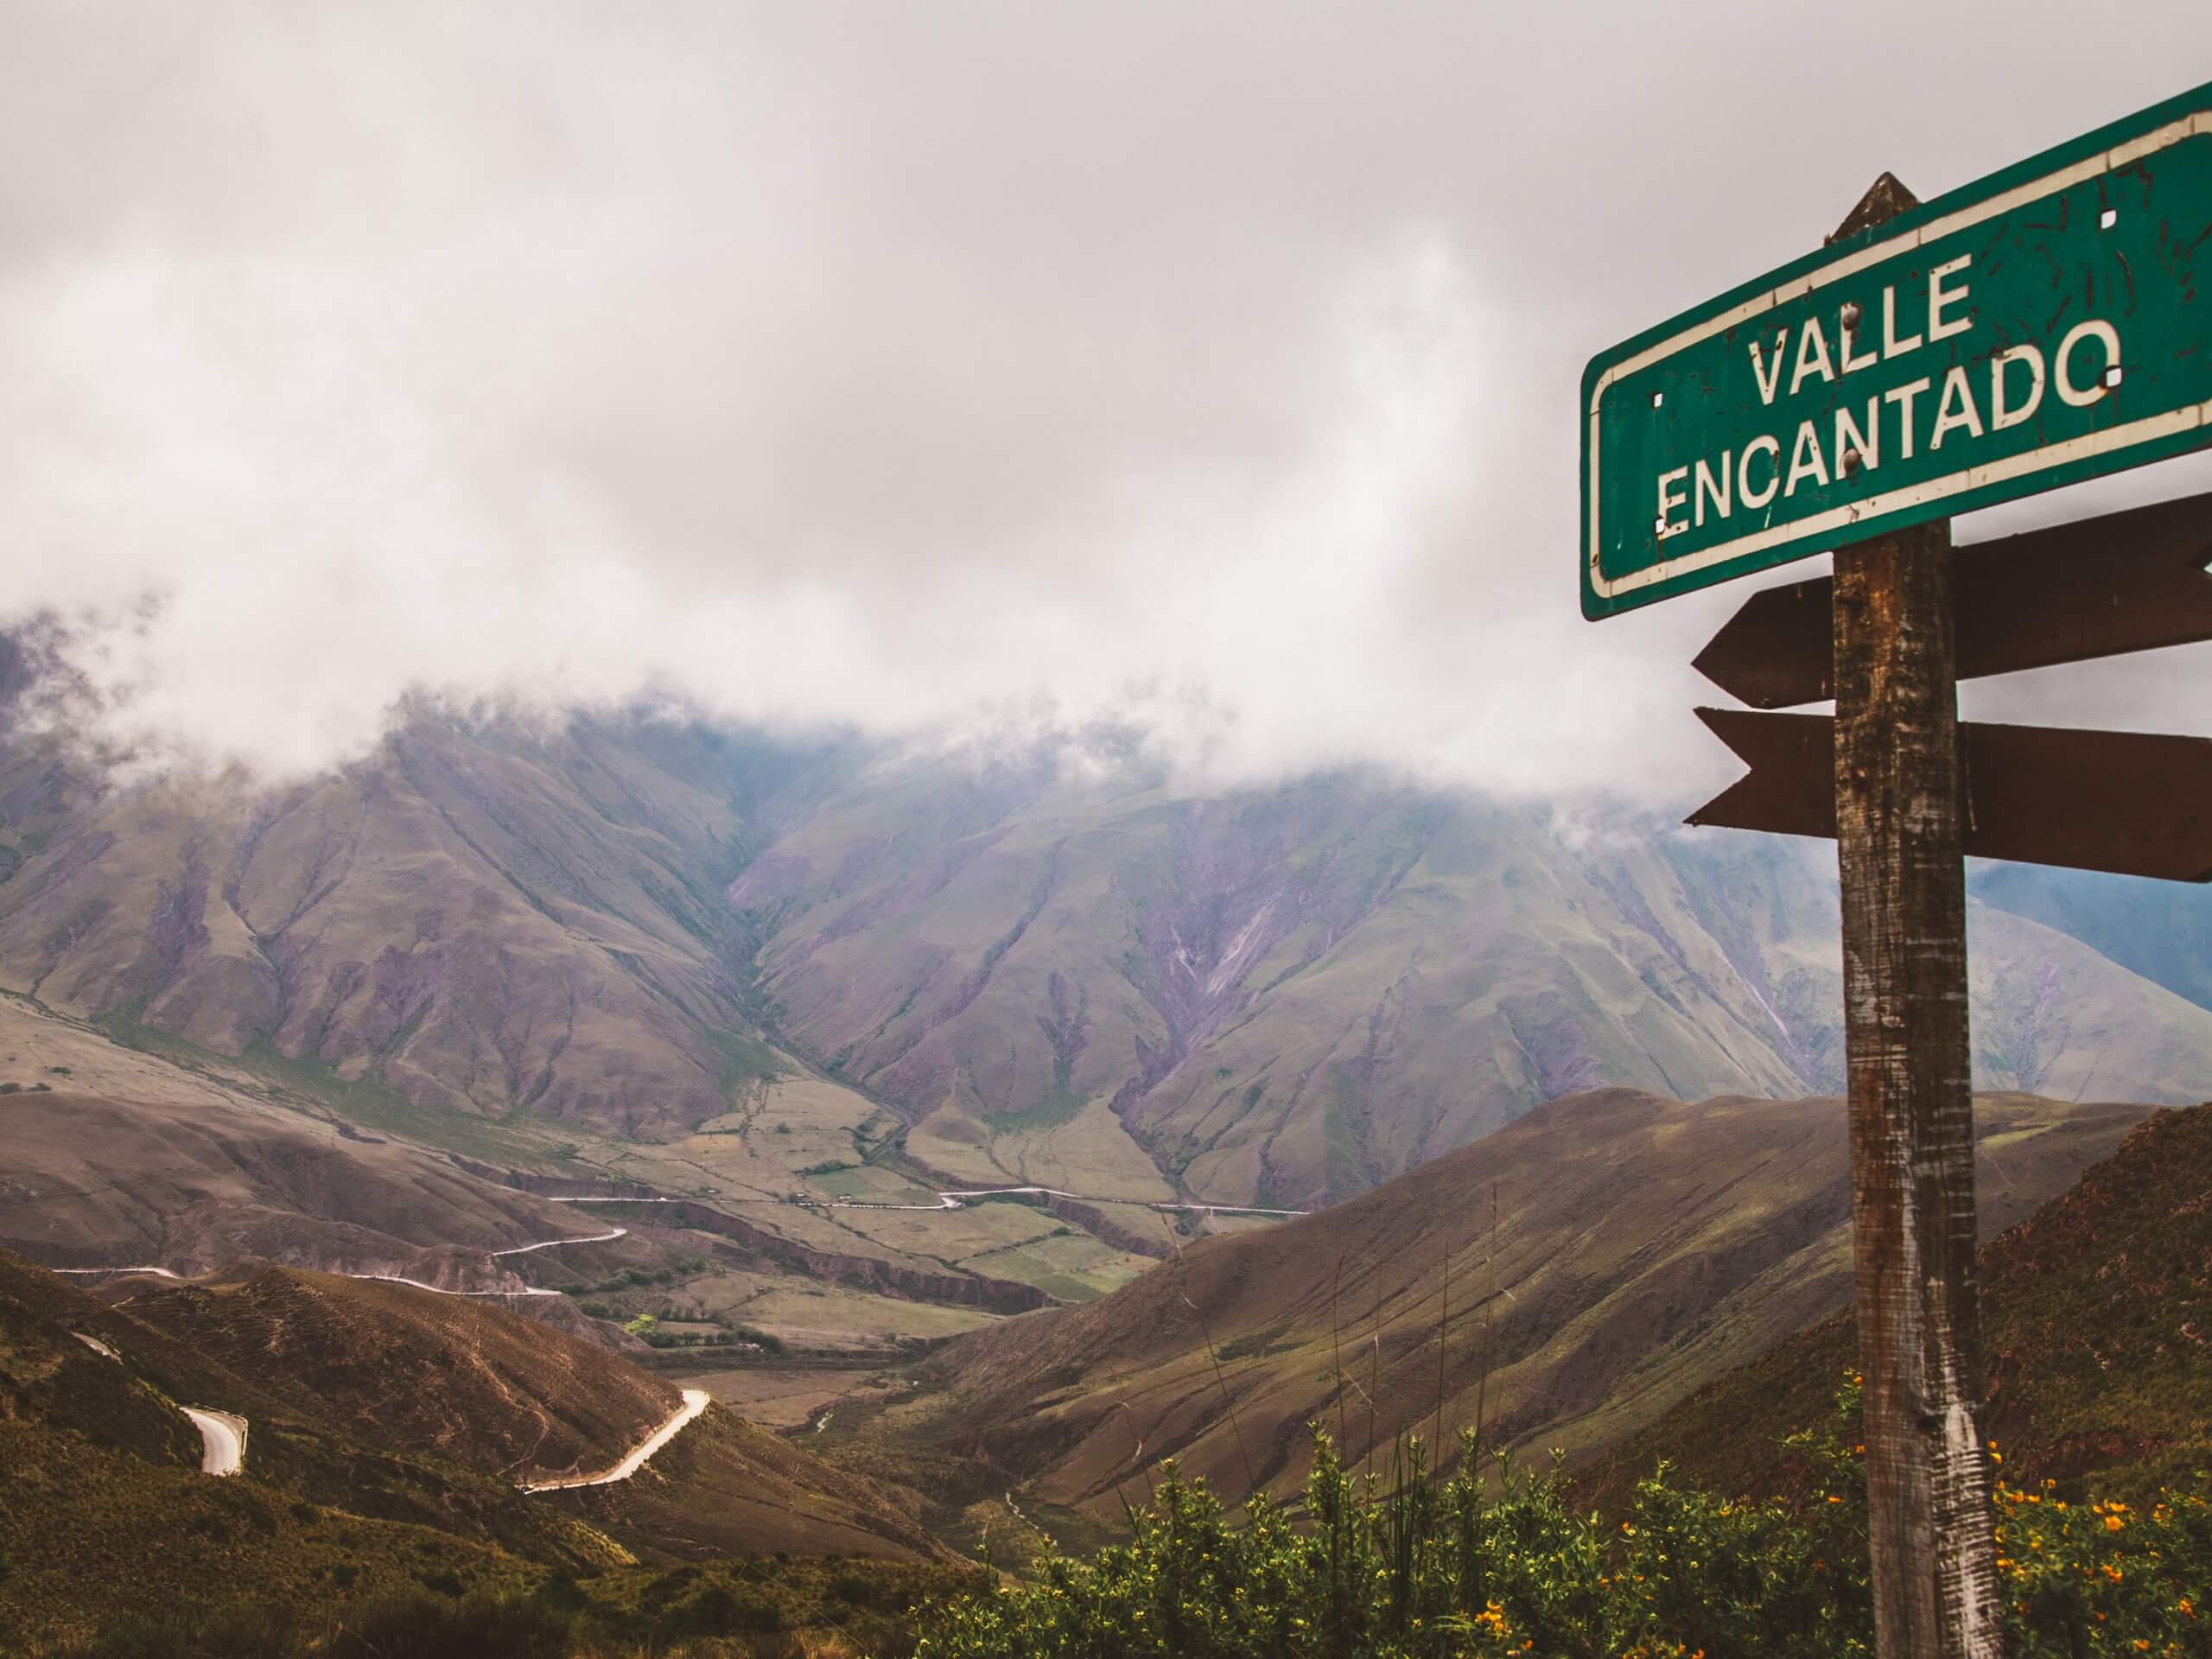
[1693,491,2212,709]
[1688,708,2212,881]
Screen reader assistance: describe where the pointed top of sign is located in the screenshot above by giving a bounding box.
[1827,171,1921,243]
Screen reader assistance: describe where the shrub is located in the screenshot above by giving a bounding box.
[918,1382,2211,1659]
[324,1590,574,1659]
[62,1619,193,1659]
[58,1605,297,1659]
[677,1581,786,1636]
[1991,1482,2212,1656]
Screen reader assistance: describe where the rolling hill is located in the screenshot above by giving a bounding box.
[107,1264,682,1484]
[1572,1099,2212,1518]
[891,1086,2152,1530]
[0,1249,956,1653]
[0,993,620,1283]
[0,711,804,1139]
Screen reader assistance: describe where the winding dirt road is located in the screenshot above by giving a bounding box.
[72,1331,249,1476]
[550,1185,1307,1217]
[181,1407,247,1476]
[52,1227,630,1300]
[41,1226,715,1490]
[519,1388,711,1492]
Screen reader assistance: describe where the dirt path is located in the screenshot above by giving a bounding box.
[181,1407,247,1476]
[46,1224,628,1300]
[550,1185,1308,1217]
[519,1388,711,1492]
[491,1226,628,1257]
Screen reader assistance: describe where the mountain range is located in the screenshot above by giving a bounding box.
[6,702,2212,1225]
[3,687,2207,1649]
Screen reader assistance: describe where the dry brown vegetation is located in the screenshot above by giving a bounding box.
[0,1249,963,1655]
[111,1266,681,1484]
[903,1086,2149,1529]
[1571,1099,2212,1518]
[0,995,620,1279]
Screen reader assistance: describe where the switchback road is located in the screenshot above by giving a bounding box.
[519,1388,711,1491]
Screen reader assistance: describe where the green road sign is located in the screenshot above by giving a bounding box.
[1581,82,2212,620]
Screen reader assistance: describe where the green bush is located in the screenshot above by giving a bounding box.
[918,1381,2211,1659]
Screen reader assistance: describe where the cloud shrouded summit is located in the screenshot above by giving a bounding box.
[4,2,2209,795]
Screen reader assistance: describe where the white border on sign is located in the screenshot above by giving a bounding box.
[1586,109,2212,602]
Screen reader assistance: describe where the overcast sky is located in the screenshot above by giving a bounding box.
[3,3,2209,802]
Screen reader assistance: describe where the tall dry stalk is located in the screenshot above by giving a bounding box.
[1331,1255,1349,1454]
[1366,1262,1382,1486]
[1155,1210,1256,1496]
[1473,1182,1497,1468]
[1433,1236,1451,1459]
[1114,1368,1156,1508]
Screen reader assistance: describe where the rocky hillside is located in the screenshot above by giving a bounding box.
[899,1088,2151,1529]
[9,702,2212,1214]
[736,760,2212,1205]
[0,712,803,1137]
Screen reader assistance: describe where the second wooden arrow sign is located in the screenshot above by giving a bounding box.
[1692,491,2212,710]
[1688,708,2212,882]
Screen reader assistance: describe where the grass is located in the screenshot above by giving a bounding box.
[988,1087,1090,1137]
[45,1555,985,1658]
[1215,1322,1300,1364]
[907,1095,1176,1202]
[86,1005,568,1167]
[706,1027,791,1096]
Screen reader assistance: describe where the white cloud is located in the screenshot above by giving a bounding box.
[3,1,2208,798]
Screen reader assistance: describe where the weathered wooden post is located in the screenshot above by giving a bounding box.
[1583,82,2212,1654]
[1827,175,1998,1659]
